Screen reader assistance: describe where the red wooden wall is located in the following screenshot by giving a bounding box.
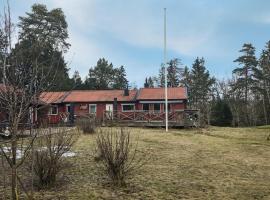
[44,101,187,124]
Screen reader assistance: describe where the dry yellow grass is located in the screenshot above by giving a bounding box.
[2,126,270,199]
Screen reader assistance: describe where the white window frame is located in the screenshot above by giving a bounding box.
[121,104,135,112]
[49,105,58,115]
[66,104,71,113]
[89,104,97,115]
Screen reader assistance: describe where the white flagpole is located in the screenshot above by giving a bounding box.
[164,8,168,132]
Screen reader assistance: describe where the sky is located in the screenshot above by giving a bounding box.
[1,0,270,87]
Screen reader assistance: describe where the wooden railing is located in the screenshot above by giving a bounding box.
[103,109,200,127]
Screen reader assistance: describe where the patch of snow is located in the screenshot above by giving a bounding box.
[63,152,76,157]
[2,147,24,159]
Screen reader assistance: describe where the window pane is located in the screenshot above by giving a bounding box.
[163,103,171,112]
[153,104,160,112]
[143,104,149,111]
[89,105,96,113]
[122,105,134,111]
[51,106,58,115]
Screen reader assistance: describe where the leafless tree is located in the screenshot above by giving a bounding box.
[95,128,148,186]
[0,2,66,199]
[30,127,79,188]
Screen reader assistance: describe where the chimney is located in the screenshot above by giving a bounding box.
[124,88,129,96]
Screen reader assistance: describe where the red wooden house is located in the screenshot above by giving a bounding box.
[39,91,70,124]
[136,87,187,111]
[62,89,137,120]
[39,87,199,127]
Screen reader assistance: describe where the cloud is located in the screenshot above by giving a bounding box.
[4,0,270,85]
[48,0,219,56]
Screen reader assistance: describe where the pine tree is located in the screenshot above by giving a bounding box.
[167,58,183,87]
[13,4,72,91]
[72,70,83,89]
[144,77,149,88]
[148,77,154,88]
[189,57,215,125]
[158,65,165,87]
[210,99,233,126]
[232,43,258,125]
[189,57,215,107]
[113,65,128,89]
[87,58,114,89]
[254,41,270,124]
[85,58,128,90]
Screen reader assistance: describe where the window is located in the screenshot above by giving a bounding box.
[163,103,171,112]
[89,104,97,114]
[143,104,149,111]
[49,105,58,115]
[66,104,71,113]
[153,103,160,112]
[122,104,135,112]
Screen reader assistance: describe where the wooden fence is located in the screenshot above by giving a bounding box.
[103,109,200,127]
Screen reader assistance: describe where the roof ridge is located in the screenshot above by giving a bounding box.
[141,87,185,89]
[70,89,136,92]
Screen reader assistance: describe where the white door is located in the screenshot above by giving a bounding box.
[106,104,113,119]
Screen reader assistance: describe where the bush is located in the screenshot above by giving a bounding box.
[31,128,79,188]
[95,128,146,186]
[76,116,96,134]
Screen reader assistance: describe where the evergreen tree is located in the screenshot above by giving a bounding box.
[86,58,128,90]
[254,41,270,124]
[158,65,165,87]
[189,57,215,107]
[113,65,128,89]
[167,58,183,87]
[148,77,154,88]
[233,43,257,103]
[144,77,149,88]
[189,57,215,124]
[210,99,233,126]
[72,70,83,89]
[88,58,114,89]
[157,58,183,87]
[232,43,258,125]
[13,4,72,91]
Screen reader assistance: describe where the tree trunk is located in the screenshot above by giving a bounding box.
[262,95,268,125]
[245,68,250,126]
[11,139,18,200]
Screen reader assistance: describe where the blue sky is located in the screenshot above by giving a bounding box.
[1,0,270,87]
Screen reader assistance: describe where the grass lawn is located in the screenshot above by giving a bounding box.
[3,126,270,199]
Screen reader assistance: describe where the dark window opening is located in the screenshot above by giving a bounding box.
[143,104,149,111]
[163,103,171,112]
[153,103,160,112]
[50,105,58,115]
[67,105,71,113]
[122,104,135,112]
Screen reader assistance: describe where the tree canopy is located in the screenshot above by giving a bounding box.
[85,58,128,90]
[11,3,72,91]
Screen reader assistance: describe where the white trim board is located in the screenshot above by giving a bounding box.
[139,100,183,104]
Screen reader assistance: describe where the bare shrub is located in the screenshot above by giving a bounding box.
[31,128,79,188]
[95,128,146,186]
[76,116,96,134]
